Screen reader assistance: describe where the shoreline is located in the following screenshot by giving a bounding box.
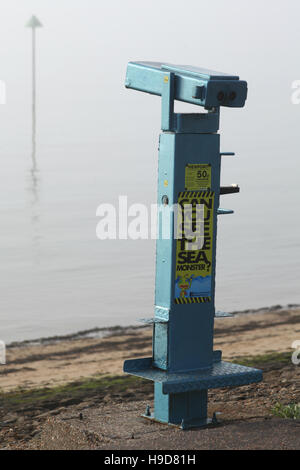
[6,304,300,349]
[1,304,299,394]
[0,304,299,449]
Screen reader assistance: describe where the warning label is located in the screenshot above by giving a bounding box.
[174,190,214,304]
[185,164,211,190]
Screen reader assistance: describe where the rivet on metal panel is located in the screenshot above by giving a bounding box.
[162,195,169,206]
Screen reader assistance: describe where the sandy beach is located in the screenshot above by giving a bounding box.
[1,305,299,392]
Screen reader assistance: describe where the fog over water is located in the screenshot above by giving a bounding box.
[1,0,300,342]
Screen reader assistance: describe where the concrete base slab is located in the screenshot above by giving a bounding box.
[31,400,300,450]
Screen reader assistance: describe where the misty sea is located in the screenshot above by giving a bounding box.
[1,136,300,344]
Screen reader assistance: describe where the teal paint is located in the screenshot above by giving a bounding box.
[123,62,262,429]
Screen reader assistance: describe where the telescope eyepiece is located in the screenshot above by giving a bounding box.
[217,91,225,102]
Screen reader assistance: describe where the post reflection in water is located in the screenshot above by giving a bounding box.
[27,148,41,258]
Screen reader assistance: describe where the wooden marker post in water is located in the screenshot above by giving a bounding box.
[26,15,43,162]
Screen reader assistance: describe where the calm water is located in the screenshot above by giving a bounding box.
[1,136,300,344]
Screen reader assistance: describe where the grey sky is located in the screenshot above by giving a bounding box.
[0,0,299,151]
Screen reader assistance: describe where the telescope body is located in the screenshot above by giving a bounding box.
[124,61,262,429]
[125,61,248,109]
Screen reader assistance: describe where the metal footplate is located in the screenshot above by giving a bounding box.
[124,357,262,394]
[124,357,262,429]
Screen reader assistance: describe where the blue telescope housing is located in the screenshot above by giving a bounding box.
[123,61,262,430]
[125,61,247,109]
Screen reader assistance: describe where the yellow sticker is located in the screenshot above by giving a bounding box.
[164,75,169,83]
[164,180,169,187]
[175,190,214,304]
[185,164,211,190]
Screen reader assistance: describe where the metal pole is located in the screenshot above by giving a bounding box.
[32,26,36,162]
[26,15,42,164]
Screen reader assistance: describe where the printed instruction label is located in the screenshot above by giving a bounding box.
[174,190,214,305]
[185,164,211,190]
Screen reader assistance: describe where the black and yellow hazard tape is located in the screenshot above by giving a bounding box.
[178,190,214,199]
[175,297,211,305]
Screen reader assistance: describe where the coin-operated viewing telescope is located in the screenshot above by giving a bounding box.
[124,62,262,429]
